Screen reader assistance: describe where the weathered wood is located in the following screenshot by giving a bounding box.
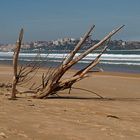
[11,29,39,98]
[11,29,24,99]
[35,25,124,99]
[64,25,125,70]
[63,25,95,65]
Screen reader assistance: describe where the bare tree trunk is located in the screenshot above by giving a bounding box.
[11,29,24,99]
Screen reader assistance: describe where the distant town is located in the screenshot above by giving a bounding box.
[0,37,140,52]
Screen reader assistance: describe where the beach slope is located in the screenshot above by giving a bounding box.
[0,65,140,140]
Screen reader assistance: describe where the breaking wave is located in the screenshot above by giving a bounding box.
[0,52,140,66]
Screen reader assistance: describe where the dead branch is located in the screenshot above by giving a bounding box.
[35,25,124,99]
[63,25,95,65]
[10,25,124,99]
[11,29,24,99]
[11,29,41,98]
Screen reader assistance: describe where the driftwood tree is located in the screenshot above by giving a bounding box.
[11,25,124,99]
[34,25,125,99]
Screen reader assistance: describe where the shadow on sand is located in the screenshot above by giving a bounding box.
[47,96,140,102]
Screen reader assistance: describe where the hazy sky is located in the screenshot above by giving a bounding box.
[0,0,140,43]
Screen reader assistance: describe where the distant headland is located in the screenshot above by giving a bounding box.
[0,37,140,52]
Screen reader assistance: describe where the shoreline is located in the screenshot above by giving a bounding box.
[0,63,140,77]
[0,49,140,74]
[1,61,140,74]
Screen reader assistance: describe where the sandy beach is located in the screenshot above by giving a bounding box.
[0,65,140,140]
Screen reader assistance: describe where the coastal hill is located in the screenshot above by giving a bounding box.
[0,38,140,52]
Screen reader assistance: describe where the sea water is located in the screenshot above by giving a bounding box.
[0,50,140,73]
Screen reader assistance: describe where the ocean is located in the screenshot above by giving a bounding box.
[0,50,140,73]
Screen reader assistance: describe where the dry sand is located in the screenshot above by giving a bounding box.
[0,65,140,140]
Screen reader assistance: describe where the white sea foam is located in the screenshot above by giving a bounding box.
[100,61,140,66]
[0,52,140,58]
[1,58,140,66]
[0,52,140,66]
[77,60,140,66]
